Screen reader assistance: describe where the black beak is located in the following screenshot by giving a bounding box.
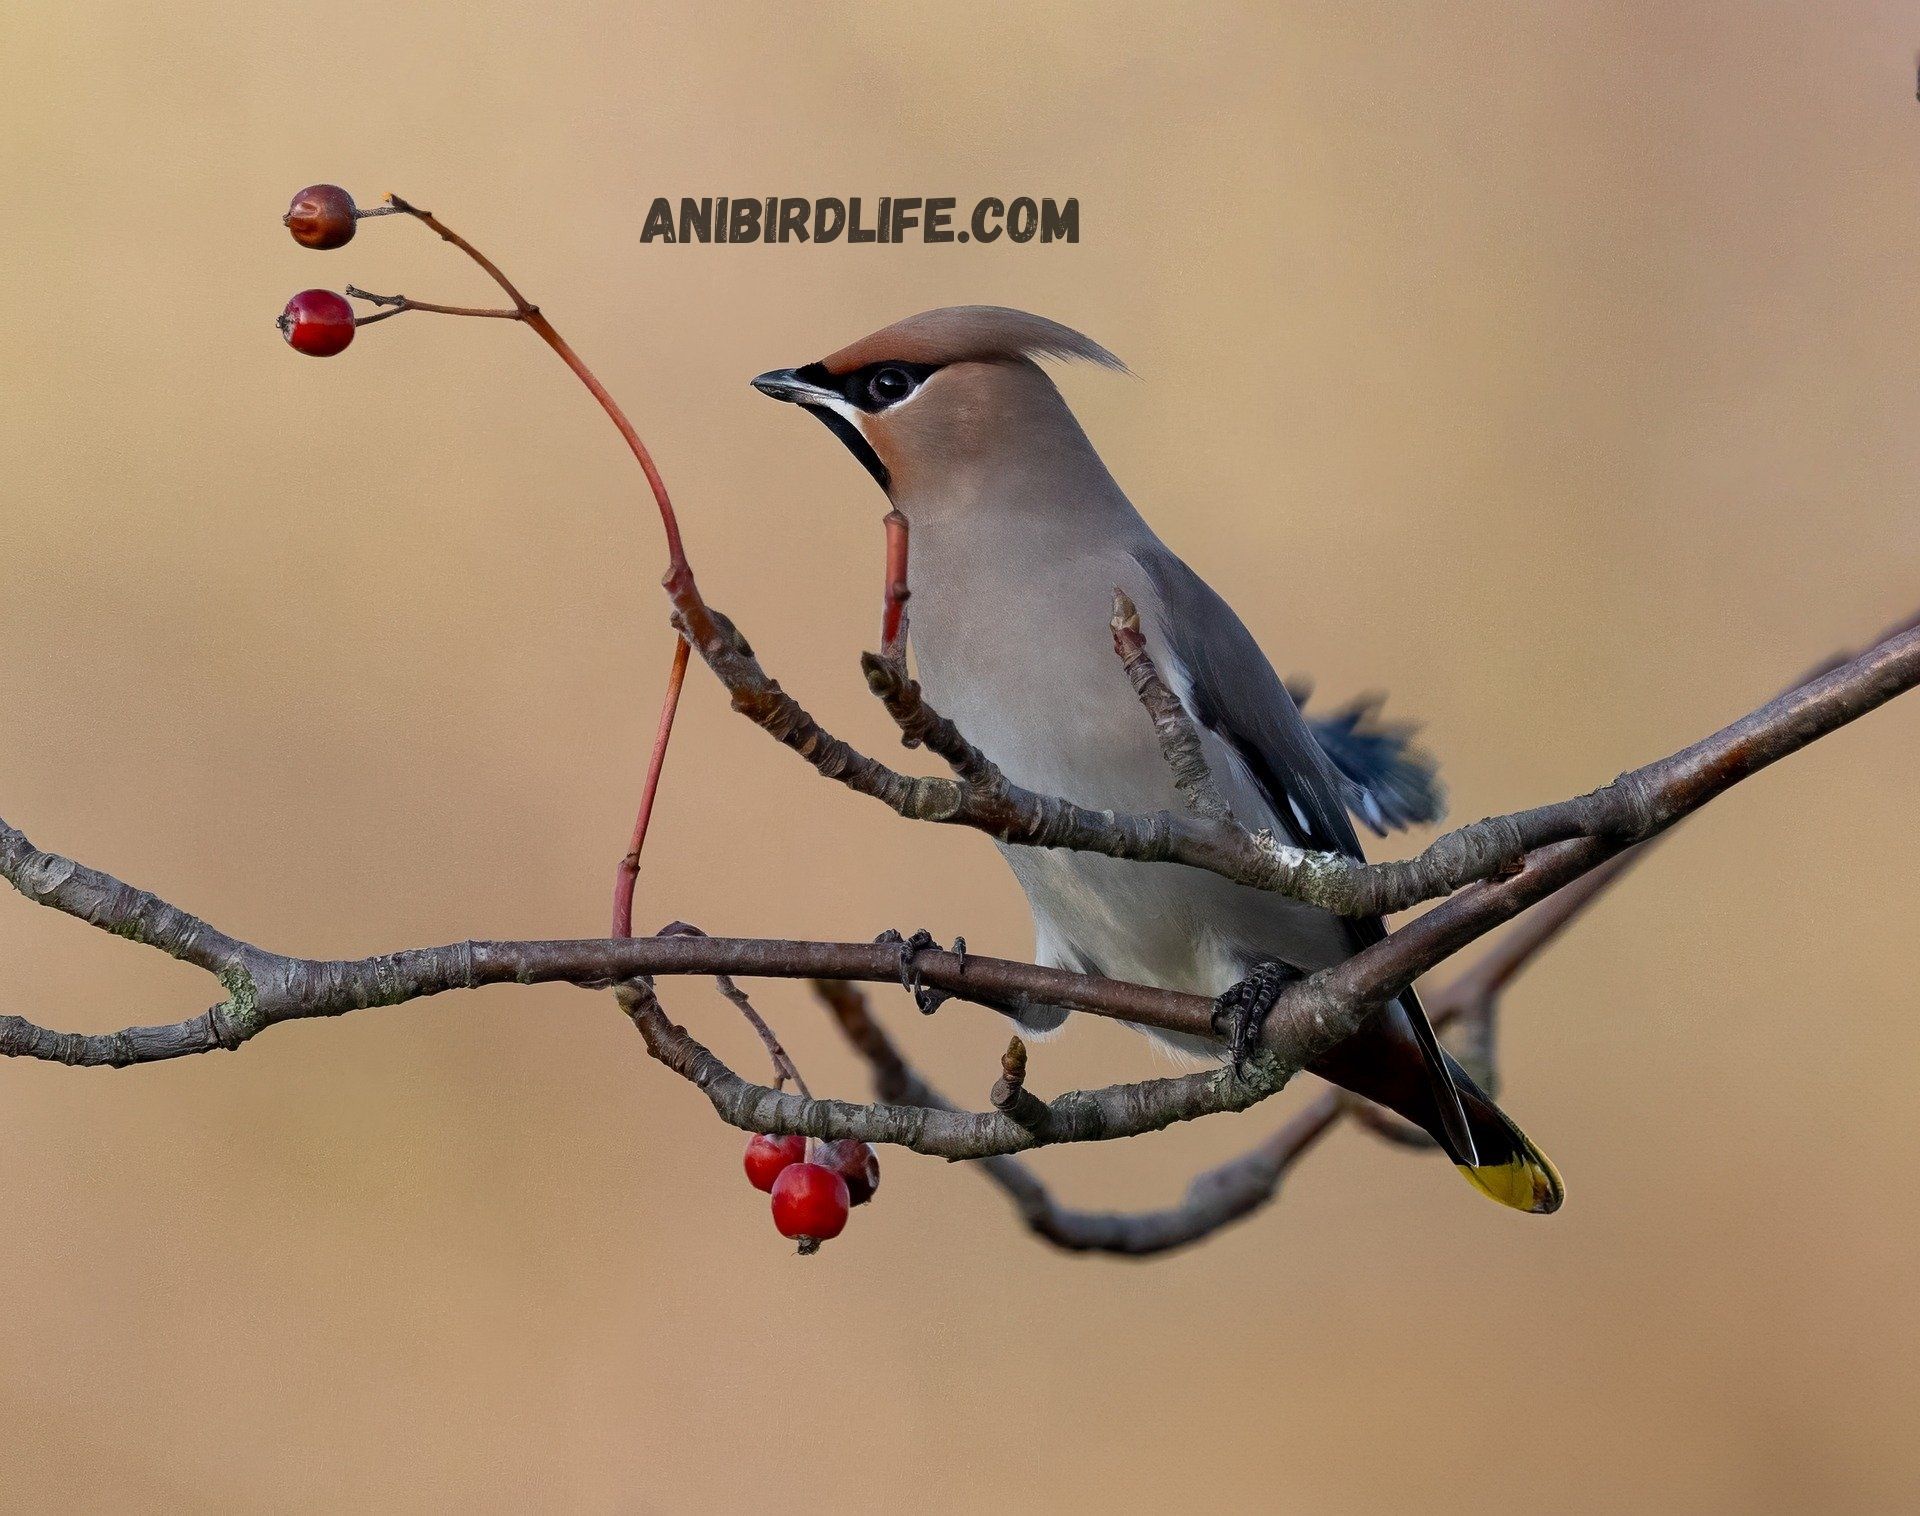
[751,367,836,405]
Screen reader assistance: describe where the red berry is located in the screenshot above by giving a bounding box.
[770,1162,850,1249]
[743,1132,806,1192]
[278,290,356,357]
[284,184,358,249]
[813,1139,880,1206]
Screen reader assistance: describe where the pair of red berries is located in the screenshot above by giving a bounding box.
[278,184,361,358]
[743,1132,880,1253]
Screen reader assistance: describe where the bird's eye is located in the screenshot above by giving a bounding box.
[867,366,915,406]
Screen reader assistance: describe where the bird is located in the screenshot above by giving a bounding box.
[751,306,1561,1214]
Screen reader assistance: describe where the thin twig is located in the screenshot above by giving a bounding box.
[382,194,690,582]
[378,194,699,930]
[880,510,911,668]
[613,635,690,937]
[660,921,810,1096]
[343,286,524,322]
[1109,588,1233,822]
[720,975,810,1097]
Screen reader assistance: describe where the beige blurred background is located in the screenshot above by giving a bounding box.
[3,2,1919,1510]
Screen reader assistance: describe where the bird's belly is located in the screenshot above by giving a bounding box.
[1004,843,1350,999]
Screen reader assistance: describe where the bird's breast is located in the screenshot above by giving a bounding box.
[905,540,1179,814]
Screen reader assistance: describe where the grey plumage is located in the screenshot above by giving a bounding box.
[751,306,1564,1212]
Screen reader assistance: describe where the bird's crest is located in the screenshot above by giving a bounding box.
[820,305,1128,376]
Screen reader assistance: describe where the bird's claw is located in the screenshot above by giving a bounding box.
[875,927,954,1014]
[1211,960,1296,1073]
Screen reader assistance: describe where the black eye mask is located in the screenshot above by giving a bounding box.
[791,360,940,414]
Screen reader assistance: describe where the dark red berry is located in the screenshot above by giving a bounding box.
[770,1162,850,1249]
[278,290,356,357]
[813,1139,880,1206]
[284,184,358,250]
[743,1132,807,1193]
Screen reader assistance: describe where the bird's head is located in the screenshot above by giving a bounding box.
[751,305,1126,517]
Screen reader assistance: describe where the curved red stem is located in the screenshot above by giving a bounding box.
[383,194,697,931]
[613,636,690,937]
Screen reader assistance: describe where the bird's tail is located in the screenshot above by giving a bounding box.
[1446,1061,1564,1214]
[1309,997,1563,1214]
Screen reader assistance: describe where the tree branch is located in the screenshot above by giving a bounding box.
[813,977,1344,1255]
[670,567,1920,920]
[4,604,1913,1202]
[0,803,1638,1089]
[617,975,1281,1159]
[0,809,1649,1167]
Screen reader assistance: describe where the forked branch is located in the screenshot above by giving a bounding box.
[668,565,1920,922]
[2,603,1910,1175]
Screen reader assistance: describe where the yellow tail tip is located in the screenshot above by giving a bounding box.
[1457,1148,1564,1215]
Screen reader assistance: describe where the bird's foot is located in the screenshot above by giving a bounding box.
[874,928,963,1014]
[1211,960,1298,1073]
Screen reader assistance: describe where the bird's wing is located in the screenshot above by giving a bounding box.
[1131,548,1366,862]
[1285,681,1446,837]
[1132,546,1478,1163]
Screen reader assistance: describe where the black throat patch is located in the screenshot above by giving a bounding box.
[801,401,890,492]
